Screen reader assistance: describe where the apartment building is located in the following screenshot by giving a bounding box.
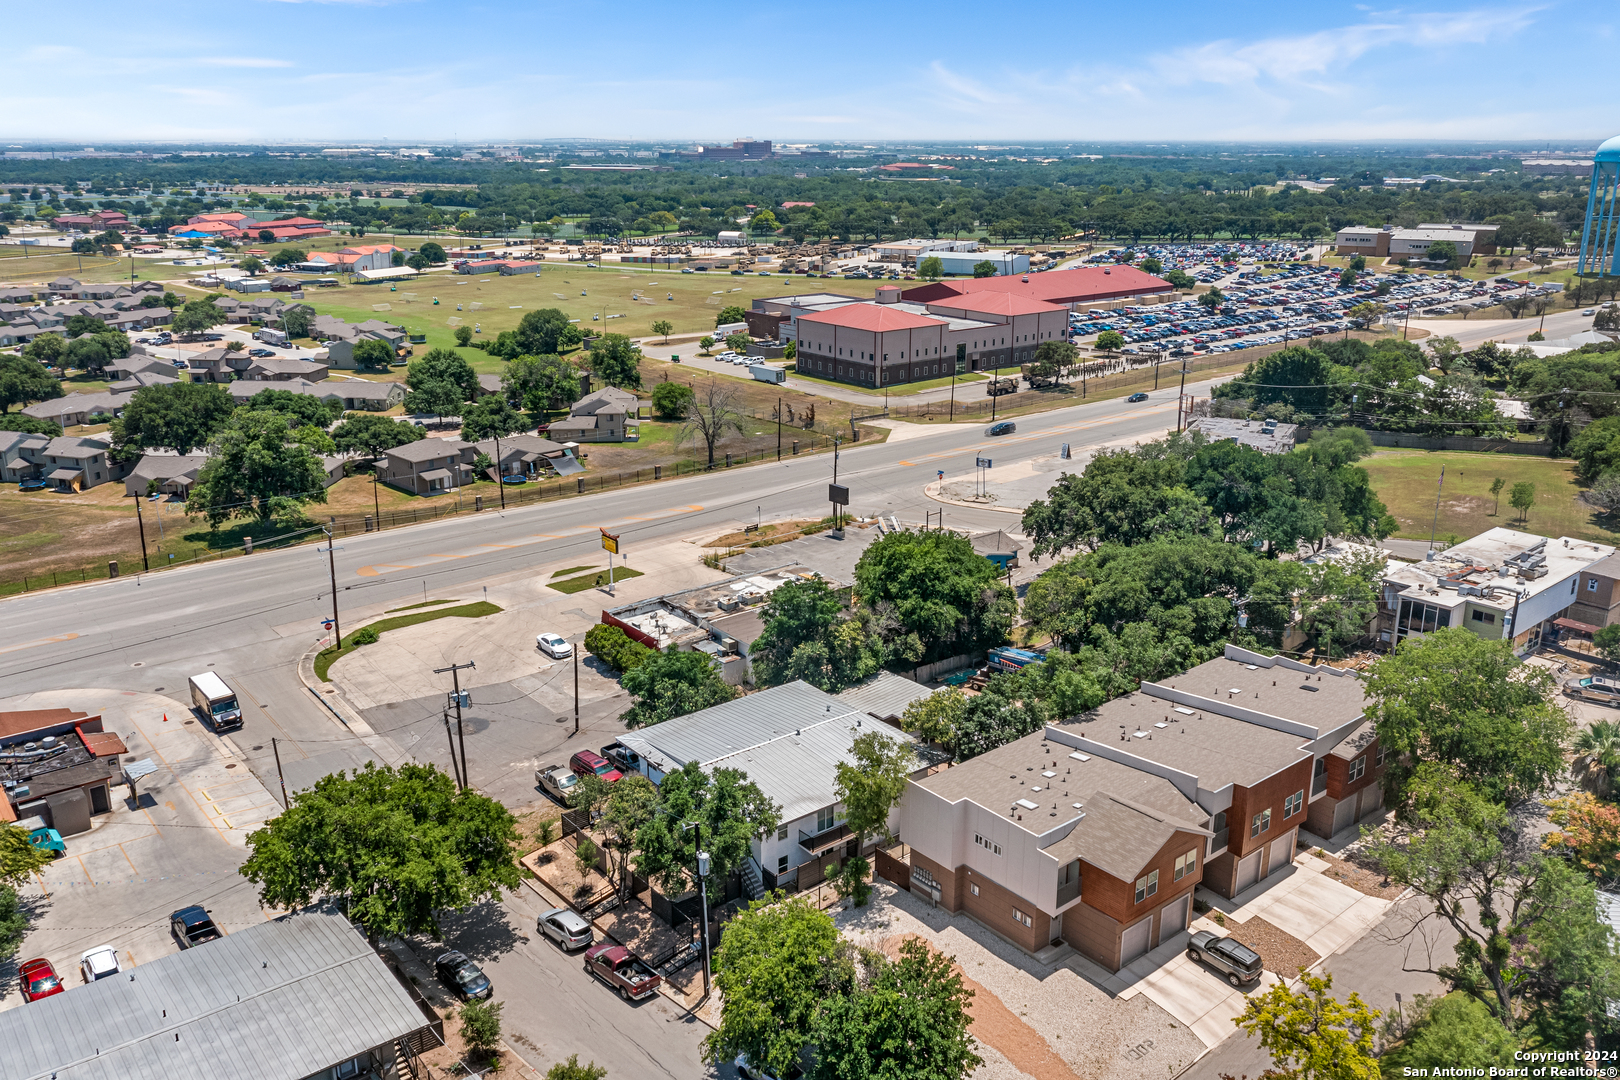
[898,646,1380,970]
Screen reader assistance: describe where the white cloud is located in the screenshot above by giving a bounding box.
[195,57,295,68]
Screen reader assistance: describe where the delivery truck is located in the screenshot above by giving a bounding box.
[188,672,243,732]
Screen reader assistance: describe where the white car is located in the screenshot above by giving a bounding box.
[80,944,122,982]
[537,633,572,659]
[538,906,594,950]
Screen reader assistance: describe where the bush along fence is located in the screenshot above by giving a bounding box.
[0,430,858,599]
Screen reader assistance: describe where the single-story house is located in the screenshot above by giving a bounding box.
[21,388,136,427]
[469,433,571,479]
[125,452,212,496]
[244,356,330,382]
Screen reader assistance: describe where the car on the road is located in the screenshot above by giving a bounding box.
[570,749,623,783]
[1187,930,1263,986]
[536,766,579,803]
[1585,309,1597,316]
[435,949,493,1000]
[170,905,222,949]
[80,944,123,982]
[1126,392,1150,402]
[537,632,572,659]
[538,906,594,950]
[1567,675,1620,707]
[18,478,47,492]
[985,421,1016,436]
[18,958,63,1002]
[247,347,275,358]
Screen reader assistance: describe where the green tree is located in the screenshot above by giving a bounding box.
[715,305,749,328]
[244,387,344,429]
[586,333,643,389]
[0,885,28,965]
[269,247,307,268]
[678,379,745,467]
[1366,629,1570,807]
[584,623,653,673]
[186,410,330,526]
[918,255,944,281]
[458,998,504,1063]
[1031,339,1076,381]
[1338,267,1356,288]
[621,648,738,727]
[1347,300,1387,328]
[110,381,235,453]
[1094,329,1125,353]
[699,336,716,354]
[1139,255,1163,275]
[1164,268,1196,290]
[407,346,477,402]
[597,774,660,900]
[972,260,998,278]
[726,332,752,353]
[241,761,520,938]
[515,308,573,355]
[1427,335,1463,374]
[650,380,694,420]
[170,297,226,338]
[351,338,394,372]
[1427,240,1461,270]
[703,894,852,1078]
[651,319,674,343]
[1196,286,1226,312]
[65,335,111,375]
[239,255,266,276]
[1349,255,1367,271]
[24,332,65,370]
[812,937,981,1080]
[282,306,314,339]
[460,396,528,441]
[405,378,463,422]
[1508,480,1535,521]
[0,821,55,887]
[406,253,430,271]
[332,413,424,458]
[418,241,446,264]
[831,731,914,905]
[750,578,885,692]
[634,761,780,903]
[65,314,110,339]
[1489,476,1506,514]
[1379,994,1518,1077]
[902,687,967,755]
[545,1055,607,1080]
[854,530,1015,663]
[0,353,61,412]
[454,325,473,347]
[748,209,780,233]
[503,353,579,414]
[1231,970,1380,1080]
[1570,718,1620,796]
[0,413,61,436]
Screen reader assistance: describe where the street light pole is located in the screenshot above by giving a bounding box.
[134,498,150,572]
[493,430,506,509]
[683,821,713,1000]
[319,529,342,646]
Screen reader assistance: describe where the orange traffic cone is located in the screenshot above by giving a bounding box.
[162,713,169,722]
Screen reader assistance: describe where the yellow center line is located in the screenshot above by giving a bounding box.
[0,632,80,655]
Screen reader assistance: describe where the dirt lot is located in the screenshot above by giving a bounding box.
[1223,915,1321,978]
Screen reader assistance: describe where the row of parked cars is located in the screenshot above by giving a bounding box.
[16,904,221,1003]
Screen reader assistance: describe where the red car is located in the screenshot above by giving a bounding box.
[19,958,63,1002]
[569,750,622,784]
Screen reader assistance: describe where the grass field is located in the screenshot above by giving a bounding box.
[1361,449,1617,545]
[548,567,645,594]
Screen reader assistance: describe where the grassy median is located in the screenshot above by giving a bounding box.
[314,600,502,681]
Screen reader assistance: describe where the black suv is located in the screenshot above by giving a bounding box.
[435,950,492,1000]
[170,906,222,949]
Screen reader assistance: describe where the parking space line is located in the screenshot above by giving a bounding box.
[74,856,95,888]
[118,843,139,875]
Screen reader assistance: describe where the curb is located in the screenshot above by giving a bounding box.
[922,481,1025,516]
[295,638,411,768]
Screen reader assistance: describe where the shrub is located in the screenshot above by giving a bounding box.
[350,625,380,646]
[458,998,503,1062]
[584,623,654,672]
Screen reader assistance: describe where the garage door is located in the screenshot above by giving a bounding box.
[1235,849,1263,893]
[1119,916,1153,968]
[1359,783,1383,821]
[1269,829,1297,876]
[1161,893,1192,942]
[1331,797,1356,837]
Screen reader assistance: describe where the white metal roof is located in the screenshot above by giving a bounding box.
[0,908,430,1080]
[187,671,233,701]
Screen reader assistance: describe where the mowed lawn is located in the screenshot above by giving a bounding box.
[1361,449,1617,545]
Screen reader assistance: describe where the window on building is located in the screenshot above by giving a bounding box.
[970,882,980,896]
[1284,790,1303,818]
[1396,597,1452,641]
[1134,869,1159,904]
[1348,755,1366,782]
[1471,610,1496,624]
[1376,745,1386,767]
[1173,848,1198,881]
[1250,808,1272,838]
[974,833,1002,856]
[777,825,787,842]
[816,805,837,833]
[1012,907,1032,927]
[1590,578,1600,592]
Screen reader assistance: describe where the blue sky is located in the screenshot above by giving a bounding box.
[6,1,1616,144]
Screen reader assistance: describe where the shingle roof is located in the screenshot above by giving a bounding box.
[0,907,431,1080]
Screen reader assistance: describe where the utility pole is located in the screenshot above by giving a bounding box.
[573,645,580,736]
[493,430,506,509]
[442,709,463,789]
[271,737,289,807]
[683,821,712,1000]
[1175,362,1191,432]
[318,530,342,647]
[776,395,782,461]
[134,498,150,572]
[434,660,476,787]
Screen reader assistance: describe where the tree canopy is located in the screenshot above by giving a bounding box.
[332,412,425,458]
[621,647,738,727]
[111,381,235,454]
[853,530,1015,664]
[0,354,61,413]
[751,578,886,692]
[634,761,779,903]
[186,409,330,526]
[585,333,642,390]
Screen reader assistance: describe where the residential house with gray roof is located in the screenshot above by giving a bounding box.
[0,430,50,483]
[124,452,212,496]
[378,436,475,495]
[35,435,127,492]
[21,388,135,427]
[544,385,647,443]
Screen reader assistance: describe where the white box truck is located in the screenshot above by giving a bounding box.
[749,364,785,384]
[188,672,243,732]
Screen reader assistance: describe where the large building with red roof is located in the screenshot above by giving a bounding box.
[901,264,1172,309]
[791,284,1070,388]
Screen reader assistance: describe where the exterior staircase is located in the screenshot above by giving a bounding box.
[740,856,765,902]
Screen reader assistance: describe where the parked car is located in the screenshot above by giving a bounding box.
[248,347,275,358]
[1567,675,1620,707]
[18,958,63,1002]
[602,743,641,775]
[570,749,623,783]
[536,766,579,802]
[170,905,222,949]
[1187,930,1263,986]
[985,421,1016,436]
[538,907,594,950]
[1126,392,1150,402]
[434,949,493,1000]
[79,944,122,982]
[735,1053,804,1080]
[584,942,662,1001]
[537,633,572,659]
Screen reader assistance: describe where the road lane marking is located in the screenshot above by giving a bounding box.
[0,632,80,655]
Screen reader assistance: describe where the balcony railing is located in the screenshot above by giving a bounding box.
[1208,828,1230,856]
[1056,876,1081,908]
[799,822,855,858]
[1312,774,1328,797]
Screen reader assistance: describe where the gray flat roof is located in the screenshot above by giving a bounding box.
[0,908,430,1080]
[1150,656,1367,735]
[835,671,935,721]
